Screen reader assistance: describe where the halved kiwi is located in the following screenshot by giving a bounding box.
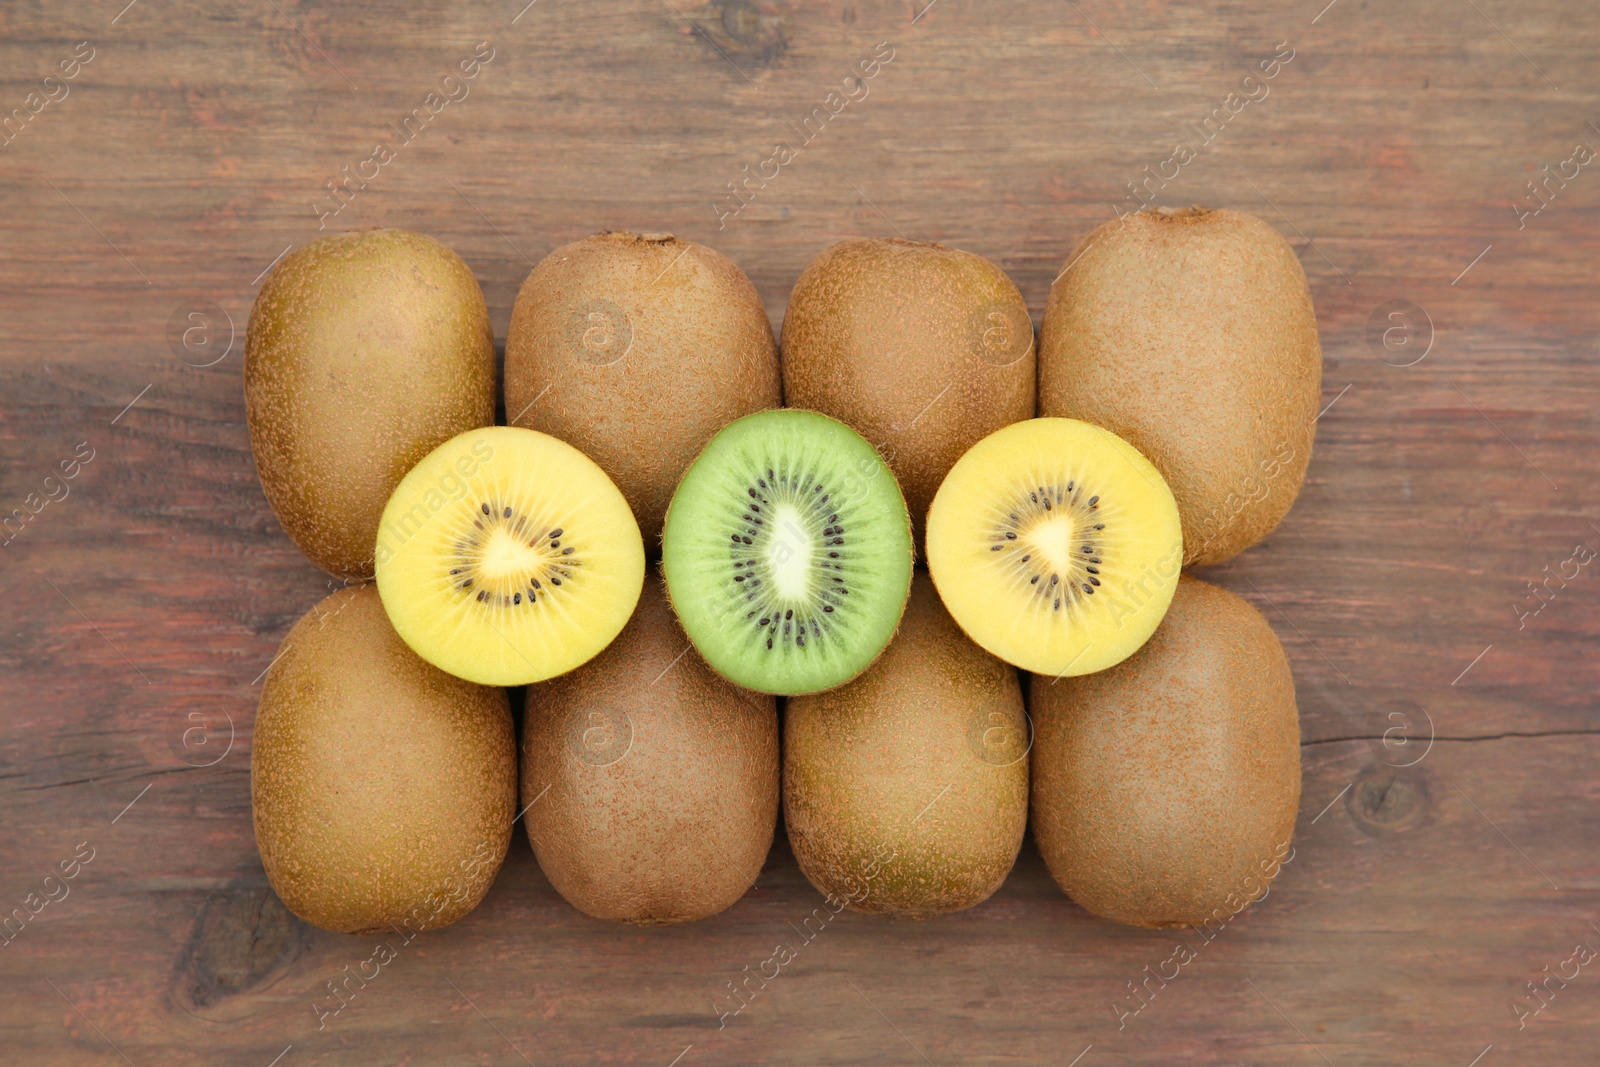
[661,409,913,695]
[375,426,644,686]
[926,417,1182,676]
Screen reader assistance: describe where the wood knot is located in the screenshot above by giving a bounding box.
[679,0,788,67]
[171,880,309,1012]
[1347,763,1430,837]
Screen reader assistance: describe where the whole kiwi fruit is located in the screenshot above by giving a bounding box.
[521,576,778,924]
[783,572,1029,917]
[781,238,1035,545]
[1029,575,1301,928]
[504,231,780,547]
[245,228,496,580]
[252,585,515,934]
[1039,207,1321,566]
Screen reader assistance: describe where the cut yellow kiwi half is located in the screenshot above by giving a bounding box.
[375,426,644,686]
[926,418,1182,677]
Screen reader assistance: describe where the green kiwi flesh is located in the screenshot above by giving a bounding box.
[1029,575,1301,928]
[660,408,913,696]
[784,572,1029,917]
[252,585,516,934]
[521,577,778,923]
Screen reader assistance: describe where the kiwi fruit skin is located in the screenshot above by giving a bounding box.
[521,576,778,924]
[781,238,1035,544]
[505,231,781,547]
[246,228,496,580]
[252,585,516,934]
[783,572,1028,918]
[1029,575,1301,928]
[1039,208,1321,566]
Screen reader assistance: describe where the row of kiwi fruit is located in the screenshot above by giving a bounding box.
[246,207,1317,932]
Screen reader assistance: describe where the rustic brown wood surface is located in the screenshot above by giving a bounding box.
[1,0,1597,1063]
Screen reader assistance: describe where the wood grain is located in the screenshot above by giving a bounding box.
[1,0,1597,1063]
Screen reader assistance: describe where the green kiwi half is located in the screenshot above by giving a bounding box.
[660,409,913,695]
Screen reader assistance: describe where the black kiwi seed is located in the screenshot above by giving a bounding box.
[481,503,490,515]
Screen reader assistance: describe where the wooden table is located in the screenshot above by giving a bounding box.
[2,1,1596,1063]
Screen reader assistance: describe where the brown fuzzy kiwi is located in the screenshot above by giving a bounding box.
[505,231,781,547]
[245,228,497,580]
[252,585,515,934]
[521,576,778,924]
[781,238,1035,546]
[1039,207,1321,566]
[783,572,1029,917]
[1029,575,1301,928]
